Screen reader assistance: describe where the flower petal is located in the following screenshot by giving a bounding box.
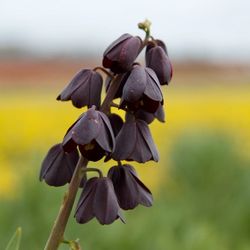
[75,177,98,224]
[57,69,91,101]
[112,121,136,161]
[137,120,159,162]
[93,178,120,225]
[122,65,146,103]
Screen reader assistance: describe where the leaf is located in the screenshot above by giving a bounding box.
[5,227,22,250]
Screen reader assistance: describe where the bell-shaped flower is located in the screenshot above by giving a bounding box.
[57,69,103,108]
[112,114,159,163]
[103,33,142,73]
[39,143,79,186]
[120,65,163,113]
[75,177,123,225]
[146,40,173,85]
[62,106,115,162]
[108,164,153,210]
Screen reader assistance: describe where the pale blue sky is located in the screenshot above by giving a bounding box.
[0,0,249,61]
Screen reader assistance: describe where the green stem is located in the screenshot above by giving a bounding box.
[81,167,104,178]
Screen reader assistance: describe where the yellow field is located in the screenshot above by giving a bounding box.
[1,81,249,199]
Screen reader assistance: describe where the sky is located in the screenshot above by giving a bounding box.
[0,0,249,61]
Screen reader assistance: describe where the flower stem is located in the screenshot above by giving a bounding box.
[100,74,124,113]
[44,157,88,250]
[93,66,114,78]
[82,167,104,178]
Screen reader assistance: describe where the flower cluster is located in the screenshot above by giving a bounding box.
[40,21,172,225]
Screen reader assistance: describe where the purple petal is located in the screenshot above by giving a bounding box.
[128,125,153,163]
[75,177,98,224]
[88,71,103,108]
[122,65,146,103]
[71,107,101,145]
[103,34,132,56]
[57,69,91,101]
[93,178,120,225]
[98,111,115,150]
[40,143,79,186]
[144,68,163,102]
[137,120,159,162]
[112,121,136,161]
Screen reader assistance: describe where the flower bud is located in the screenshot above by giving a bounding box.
[103,34,142,73]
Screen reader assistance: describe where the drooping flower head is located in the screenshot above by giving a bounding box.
[40,143,79,186]
[120,64,164,113]
[75,177,123,225]
[103,34,142,73]
[62,106,115,161]
[112,113,159,163]
[108,164,153,210]
[57,69,103,108]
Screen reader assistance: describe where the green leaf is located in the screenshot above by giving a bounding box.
[5,227,22,250]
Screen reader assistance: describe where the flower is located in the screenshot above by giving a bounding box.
[75,177,123,225]
[39,143,79,186]
[146,40,173,85]
[108,164,153,210]
[112,114,159,163]
[62,106,115,161]
[57,69,103,108]
[120,64,163,113]
[103,33,142,73]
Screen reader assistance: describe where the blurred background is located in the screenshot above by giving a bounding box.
[1,0,250,249]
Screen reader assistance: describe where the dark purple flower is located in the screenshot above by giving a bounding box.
[103,33,142,73]
[120,65,163,113]
[112,114,159,163]
[40,143,79,186]
[75,177,123,225]
[135,104,165,124]
[57,69,103,108]
[62,106,115,161]
[108,164,153,210]
[146,41,173,85]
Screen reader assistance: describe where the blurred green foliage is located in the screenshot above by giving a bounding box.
[1,131,250,250]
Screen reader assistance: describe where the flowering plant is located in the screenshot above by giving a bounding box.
[41,20,173,250]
